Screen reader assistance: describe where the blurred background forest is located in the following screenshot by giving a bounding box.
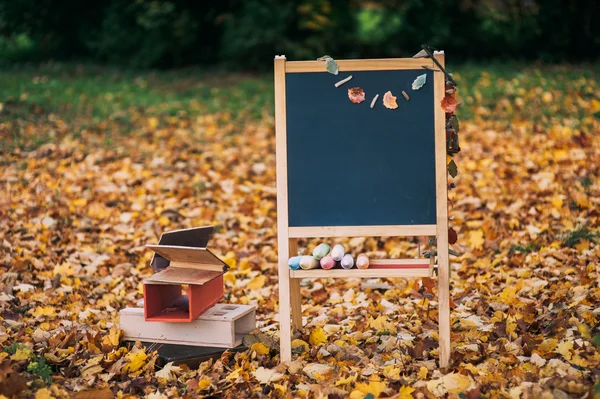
[0,0,598,69]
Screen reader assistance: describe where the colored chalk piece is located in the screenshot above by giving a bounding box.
[320,255,335,270]
[356,253,370,269]
[288,256,301,270]
[300,255,319,270]
[331,244,345,261]
[312,243,330,260]
[341,254,354,269]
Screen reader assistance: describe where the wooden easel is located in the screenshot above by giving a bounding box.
[274,55,450,367]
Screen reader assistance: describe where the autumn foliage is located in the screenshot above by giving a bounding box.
[1,64,600,398]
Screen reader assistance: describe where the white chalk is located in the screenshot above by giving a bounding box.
[370,94,379,108]
[331,244,345,262]
[300,255,319,270]
[341,254,354,270]
[334,75,353,88]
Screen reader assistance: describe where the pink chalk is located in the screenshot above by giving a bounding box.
[320,255,335,270]
[356,253,370,269]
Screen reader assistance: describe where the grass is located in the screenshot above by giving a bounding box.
[1,61,599,152]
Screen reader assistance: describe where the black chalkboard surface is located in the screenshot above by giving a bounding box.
[285,69,436,227]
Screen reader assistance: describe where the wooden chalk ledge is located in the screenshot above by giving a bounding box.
[289,259,430,278]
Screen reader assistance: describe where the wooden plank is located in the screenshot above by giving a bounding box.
[289,238,303,330]
[286,58,436,73]
[119,306,256,348]
[146,245,226,268]
[144,267,222,285]
[433,53,451,368]
[290,264,430,279]
[288,225,437,238]
[274,55,293,363]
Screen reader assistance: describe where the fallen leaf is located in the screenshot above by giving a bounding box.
[250,342,270,355]
[197,379,211,390]
[468,230,484,250]
[72,388,114,399]
[309,327,327,346]
[253,367,284,384]
[247,275,266,289]
[155,362,181,382]
[426,373,471,397]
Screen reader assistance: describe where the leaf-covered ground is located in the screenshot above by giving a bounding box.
[1,63,599,398]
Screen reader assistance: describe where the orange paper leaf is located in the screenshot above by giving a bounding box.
[383,91,398,109]
[441,94,460,113]
[348,87,365,103]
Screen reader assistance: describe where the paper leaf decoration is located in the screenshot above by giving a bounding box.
[448,159,458,178]
[383,91,398,109]
[412,74,427,90]
[441,94,460,113]
[348,87,365,103]
[325,58,339,75]
[412,49,429,59]
[448,227,458,244]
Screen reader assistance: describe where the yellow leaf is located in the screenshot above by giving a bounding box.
[158,216,170,226]
[123,347,148,373]
[223,251,237,269]
[35,388,55,399]
[197,379,211,390]
[349,391,365,399]
[469,230,484,250]
[556,340,573,360]
[396,386,415,399]
[250,342,270,355]
[291,339,309,352]
[382,364,401,380]
[426,373,471,397]
[273,383,286,394]
[417,366,428,379]
[11,346,33,361]
[247,275,266,290]
[538,338,558,353]
[309,327,327,346]
[32,306,57,318]
[577,323,591,339]
[101,325,122,349]
[334,374,355,386]
[506,315,518,339]
[369,315,386,331]
[223,272,236,285]
[551,197,563,209]
[354,381,387,397]
[575,239,590,252]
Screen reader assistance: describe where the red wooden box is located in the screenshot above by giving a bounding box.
[143,227,229,322]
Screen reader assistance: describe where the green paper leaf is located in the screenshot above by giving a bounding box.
[448,159,458,178]
[325,58,339,75]
[412,74,427,90]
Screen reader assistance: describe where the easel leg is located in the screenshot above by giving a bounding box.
[288,239,302,329]
[437,235,450,368]
[290,278,302,329]
[278,236,292,363]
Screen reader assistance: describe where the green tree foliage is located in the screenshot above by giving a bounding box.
[0,0,598,68]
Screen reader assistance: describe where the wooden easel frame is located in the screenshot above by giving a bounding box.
[274,55,450,367]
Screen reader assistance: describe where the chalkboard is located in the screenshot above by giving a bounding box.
[285,69,436,227]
